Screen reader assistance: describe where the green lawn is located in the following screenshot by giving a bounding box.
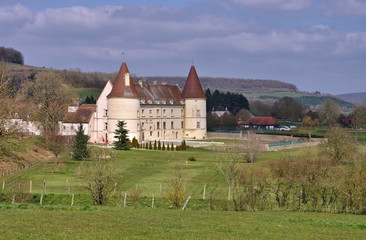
[0,206,365,240]
[68,87,102,98]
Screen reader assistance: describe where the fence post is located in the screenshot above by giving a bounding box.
[2,181,4,190]
[40,193,43,205]
[123,192,127,207]
[29,180,32,193]
[182,196,191,210]
[152,195,155,208]
[203,184,206,200]
[71,194,74,206]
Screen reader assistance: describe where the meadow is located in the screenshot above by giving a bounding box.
[1,141,366,239]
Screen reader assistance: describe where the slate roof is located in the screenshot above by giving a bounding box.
[181,65,206,99]
[238,117,278,126]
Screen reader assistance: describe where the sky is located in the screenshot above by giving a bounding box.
[1,0,365,95]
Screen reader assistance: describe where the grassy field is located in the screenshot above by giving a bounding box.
[68,87,103,98]
[0,205,365,240]
[1,142,366,239]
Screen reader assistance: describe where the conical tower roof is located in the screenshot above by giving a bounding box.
[107,61,138,98]
[181,65,206,99]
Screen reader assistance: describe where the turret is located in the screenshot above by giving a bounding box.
[106,61,140,142]
[182,65,207,139]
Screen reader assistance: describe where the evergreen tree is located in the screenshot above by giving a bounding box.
[158,140,162,150]
[113,120,130,150]
[72,123,90,160]
[162,143,165,151]
[167,144,170,151]
[171,143,174,151]
[149,141,152,150]
[153,140,157,150]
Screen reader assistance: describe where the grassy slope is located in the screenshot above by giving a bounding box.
[68,88,103,98]
[1,145,365,239]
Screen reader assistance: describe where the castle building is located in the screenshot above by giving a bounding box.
[61,61,207,143]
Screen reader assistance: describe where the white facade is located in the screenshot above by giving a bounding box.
[60,62,207,143]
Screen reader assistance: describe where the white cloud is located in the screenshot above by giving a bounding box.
[323,0,366,17]
[232,0,311,11]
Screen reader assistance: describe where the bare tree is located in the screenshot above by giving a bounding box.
[0,62,16,152]
[319,98,340,127]
[76,149,118,205]
[301,115,320,140]
[167,166,186,209]
[21,71,70,133]
[325,126,358,164]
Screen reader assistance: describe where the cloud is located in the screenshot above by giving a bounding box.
[232,0,311,11]
[323,0,366,17]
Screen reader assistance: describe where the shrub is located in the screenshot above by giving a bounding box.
[188,156,197,161]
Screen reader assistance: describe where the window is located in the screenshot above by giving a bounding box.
[150,131,153,136]
[181,121,184,129]
[163,109,166,117]
[197,121,200,128]
[157,132,160,137]
[171,109,174,117]
[157,122,160,129]
[181,109,184,116]
[196,109,200,117]
[105,122,108,130]
[171,121,174,129]
[163,122,166,129]
[157,109,160,117]
[142,122,145,129]
[142,109,145,117]
[149,109,152,116]
[104,110,108,117]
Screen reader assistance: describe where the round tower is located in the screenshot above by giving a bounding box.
[181,65,207,139]
[106,61,140,142]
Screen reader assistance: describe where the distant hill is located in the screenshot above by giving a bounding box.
[144,76,297,94]
[6,63,355,111]
[336,93,366,104]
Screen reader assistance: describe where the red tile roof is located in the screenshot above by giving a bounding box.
[64,104,95,123]
[181,65,206,99]
[107,61,139,98]
[239,117,278,126]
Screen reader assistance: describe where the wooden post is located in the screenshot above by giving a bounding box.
[71,194,74,206]
[40,193,43,205]
[152,195,155,208]
[203,184,206,200]
[182,196,191,210]
[29,180,32,193]
[123,192,127,207]
[113,181,117,195]
[12,194,15,204]
[2,181,4,190]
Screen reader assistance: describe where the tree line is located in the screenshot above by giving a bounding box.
[0,47,24,65]
[205,88,249,114]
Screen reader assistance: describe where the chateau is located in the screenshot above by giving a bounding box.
[60,61,207,143]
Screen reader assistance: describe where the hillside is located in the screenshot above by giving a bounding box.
[144,76,297,94]
[7,63,297,95]
[336,92,366,104]
[6,63,355,110]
